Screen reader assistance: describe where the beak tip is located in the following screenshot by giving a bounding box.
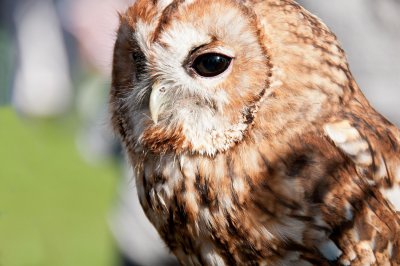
[151,115,158,124]
[149,83,163,124]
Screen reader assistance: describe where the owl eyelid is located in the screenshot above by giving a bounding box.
[187,51,235,66]
[191,48,235,61]
[188,43,211,57]
[185,41,235,64]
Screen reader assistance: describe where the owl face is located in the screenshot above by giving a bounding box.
[111,0,270,155]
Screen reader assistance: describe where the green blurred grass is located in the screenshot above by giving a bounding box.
[0,107,119,266]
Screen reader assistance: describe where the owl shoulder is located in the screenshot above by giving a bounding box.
[323,105,400,211]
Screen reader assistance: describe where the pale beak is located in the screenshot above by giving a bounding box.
[149,81,166,124]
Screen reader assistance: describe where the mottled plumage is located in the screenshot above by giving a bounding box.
[110,0,400,265]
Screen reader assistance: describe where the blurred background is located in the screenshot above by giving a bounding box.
[0,1,399,266]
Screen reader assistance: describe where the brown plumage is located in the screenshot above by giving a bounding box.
[110,0,400,265]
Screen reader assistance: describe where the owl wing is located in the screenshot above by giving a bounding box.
[324,118,400,211]
[322,110,400,264]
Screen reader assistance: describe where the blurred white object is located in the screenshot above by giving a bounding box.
[13,0,72,117]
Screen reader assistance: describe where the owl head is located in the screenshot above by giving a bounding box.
[111,0,353,156]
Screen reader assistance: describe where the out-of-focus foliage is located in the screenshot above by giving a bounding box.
[0,107,119,266]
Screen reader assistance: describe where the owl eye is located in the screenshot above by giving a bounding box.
[191,53,232,77]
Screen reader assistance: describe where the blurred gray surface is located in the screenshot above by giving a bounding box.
[300,0,400,126]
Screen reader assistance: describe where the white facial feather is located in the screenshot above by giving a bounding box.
[135,19,157,58]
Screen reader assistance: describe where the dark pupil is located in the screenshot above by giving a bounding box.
[192,53,231,77]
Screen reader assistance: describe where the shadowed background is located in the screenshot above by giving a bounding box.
[0,1,399,266]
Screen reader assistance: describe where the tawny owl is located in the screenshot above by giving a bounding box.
[110,0,400,265]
